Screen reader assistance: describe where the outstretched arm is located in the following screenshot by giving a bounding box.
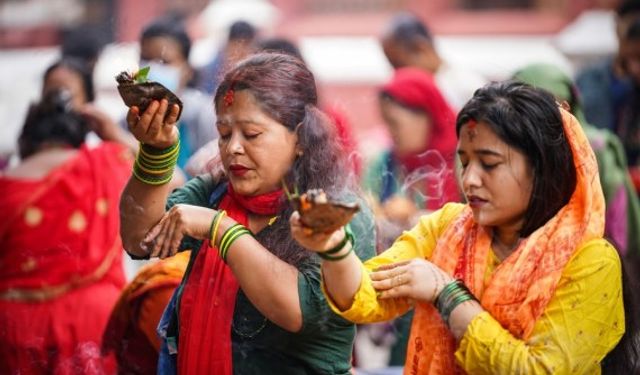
[290,211,363,310]
[119,99,181,258]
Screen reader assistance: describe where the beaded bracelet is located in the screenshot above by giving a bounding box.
[218,223,253,262]
[318,225,355,261]
[132,140,180,185]
[209,210,227,248]
[434,279,478,324]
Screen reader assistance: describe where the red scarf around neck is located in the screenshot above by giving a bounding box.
[177,184,283,374]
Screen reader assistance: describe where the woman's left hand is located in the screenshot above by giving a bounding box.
[371,259,454,303]
[142,204,217,259]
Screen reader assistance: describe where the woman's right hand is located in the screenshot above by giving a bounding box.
[290,211,347,253]
[142,204,216,259]
[126,99,180,149]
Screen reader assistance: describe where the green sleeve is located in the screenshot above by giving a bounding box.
[297,261,350,335]
[165,174,215,252]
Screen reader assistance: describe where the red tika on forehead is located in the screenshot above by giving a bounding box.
[467,119,477,129]
[223,89,235,107]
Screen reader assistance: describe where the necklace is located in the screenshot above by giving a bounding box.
[232,316,268,339]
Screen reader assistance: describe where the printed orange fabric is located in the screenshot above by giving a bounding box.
[102,251,190,374]
[404,109,605,374]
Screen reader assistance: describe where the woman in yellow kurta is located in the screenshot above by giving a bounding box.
[291,81,637,374]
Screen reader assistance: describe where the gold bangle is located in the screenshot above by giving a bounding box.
[210,210,227,248]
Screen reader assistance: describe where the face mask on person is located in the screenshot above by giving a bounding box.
[140,61,181,92]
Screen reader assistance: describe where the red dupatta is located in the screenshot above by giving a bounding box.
[382,68,460,209]
[177,185,283,374]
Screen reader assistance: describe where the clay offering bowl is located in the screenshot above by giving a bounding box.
[116,68,183,121]
[294,189,360,234]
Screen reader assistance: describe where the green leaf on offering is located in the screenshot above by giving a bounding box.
[134,66,150,83]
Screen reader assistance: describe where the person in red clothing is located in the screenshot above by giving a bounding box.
[0,83,132,373]
[364,68,460,224]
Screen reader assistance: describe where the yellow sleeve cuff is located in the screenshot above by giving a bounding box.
[322,261,412,324]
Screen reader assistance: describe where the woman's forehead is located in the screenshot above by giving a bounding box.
[457,121,510,153]
[459,121,494,142]
[216,92,284,129]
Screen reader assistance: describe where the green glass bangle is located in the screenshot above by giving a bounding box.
[318,244,354,261]
[435,280,460,310]
[219,224,243,257]
[318,227,355,261]
[140,140,180,156]
[435,279,477,324]
[441,294,475,323]
[137,157,178,170]
[133,141,179,185]
[133,163,174,185]
[221,228,252,261]
[319,225,355,255]
[218,224,254,262]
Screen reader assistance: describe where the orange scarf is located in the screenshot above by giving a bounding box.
[404,109,605,374]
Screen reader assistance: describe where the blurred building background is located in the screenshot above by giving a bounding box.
[0,0,616,46]
[0,0,621,162]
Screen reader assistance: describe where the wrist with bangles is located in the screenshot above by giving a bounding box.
[434,279,479,325]
[133,140,180,185]
[209,210,253,263]
[317,225,355,261]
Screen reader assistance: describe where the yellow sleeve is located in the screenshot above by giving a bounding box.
[455,239,625,374]
[324,203,466,323]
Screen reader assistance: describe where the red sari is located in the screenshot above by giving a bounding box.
[0,142,131,374]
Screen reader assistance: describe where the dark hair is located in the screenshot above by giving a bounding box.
[44,58,95,103]
[456,81,576,237]
[228,20,256,42]
[255,37,303,61]
[214,52,353,266]
[384,12,432,51]
[141,16,191,59]
[617,0,640,17]
[18,89,89,159]
[627,17,640,39]
[61,24,106,66]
